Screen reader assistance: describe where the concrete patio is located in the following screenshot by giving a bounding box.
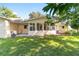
[16,34,30,37]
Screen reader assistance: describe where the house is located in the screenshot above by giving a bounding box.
[0,16,68,38]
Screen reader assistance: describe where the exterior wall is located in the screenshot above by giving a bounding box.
[0,20,11,38]
[10,23,28,34]
[55,23,68,33]
[28,30,57,36]
[10,23,18,34]
[5,20,11,37]
[18,24,28,34]
[0,20,6,38]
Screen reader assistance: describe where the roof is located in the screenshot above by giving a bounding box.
[0,17,25,24]
[24,16,60,23]
[0,16,67,25]
[24,16,47,22]
[7,18,23,24]
[0,17,9,20]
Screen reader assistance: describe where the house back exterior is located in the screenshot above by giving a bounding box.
[0,16,69,38]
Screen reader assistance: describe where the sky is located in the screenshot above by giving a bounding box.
[0,3,46,19]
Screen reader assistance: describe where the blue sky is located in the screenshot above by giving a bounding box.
[0,3,46,19]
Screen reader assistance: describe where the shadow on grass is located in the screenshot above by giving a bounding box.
[0,36,79,56]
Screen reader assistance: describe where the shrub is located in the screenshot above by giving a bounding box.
[64,30,79,36]
[69,30,79,36]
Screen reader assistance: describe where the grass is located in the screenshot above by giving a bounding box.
[0,35,79,56]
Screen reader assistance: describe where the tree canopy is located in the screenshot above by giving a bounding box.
[0,6,18,18]
[42,3,79,30]
[29,12,45,19]
[43,3,78,16]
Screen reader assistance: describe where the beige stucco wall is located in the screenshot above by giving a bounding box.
[55,22,68,33]
[10,23,28,34]
[10,23,18,34]
[5,20,11,37]
[18,24,28,34]
[0,20,6,38]
[0,20,11,38]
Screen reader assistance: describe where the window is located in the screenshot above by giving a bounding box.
[37,23,42,31]
[52,26,55,30]
[50,23,55,30]
[62,26,64,29]
[24,25,27,29]
[30,23,35,31]
[44,23,49,30]
[51,23,54,26]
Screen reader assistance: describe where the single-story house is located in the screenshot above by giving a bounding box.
[0,16,69,38]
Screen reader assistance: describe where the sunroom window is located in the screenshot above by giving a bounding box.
[49,23,55,30]
[24,25,27,29]
[37,23,42,31]
[30,23,35,31]
[44,23,49,30]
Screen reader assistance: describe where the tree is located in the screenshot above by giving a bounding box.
[71,19,79,31]
[43,3,78,17]
[0,6,18,18]
[43,3,79,31]
[29,12,44,19]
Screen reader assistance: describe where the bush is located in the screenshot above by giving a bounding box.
[64,30,79,36]
[64,31,70,35]
[69,30,79,36]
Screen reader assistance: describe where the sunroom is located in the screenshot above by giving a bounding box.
[26,19,57,36]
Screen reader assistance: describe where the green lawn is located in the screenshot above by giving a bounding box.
[0,35,79,56]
